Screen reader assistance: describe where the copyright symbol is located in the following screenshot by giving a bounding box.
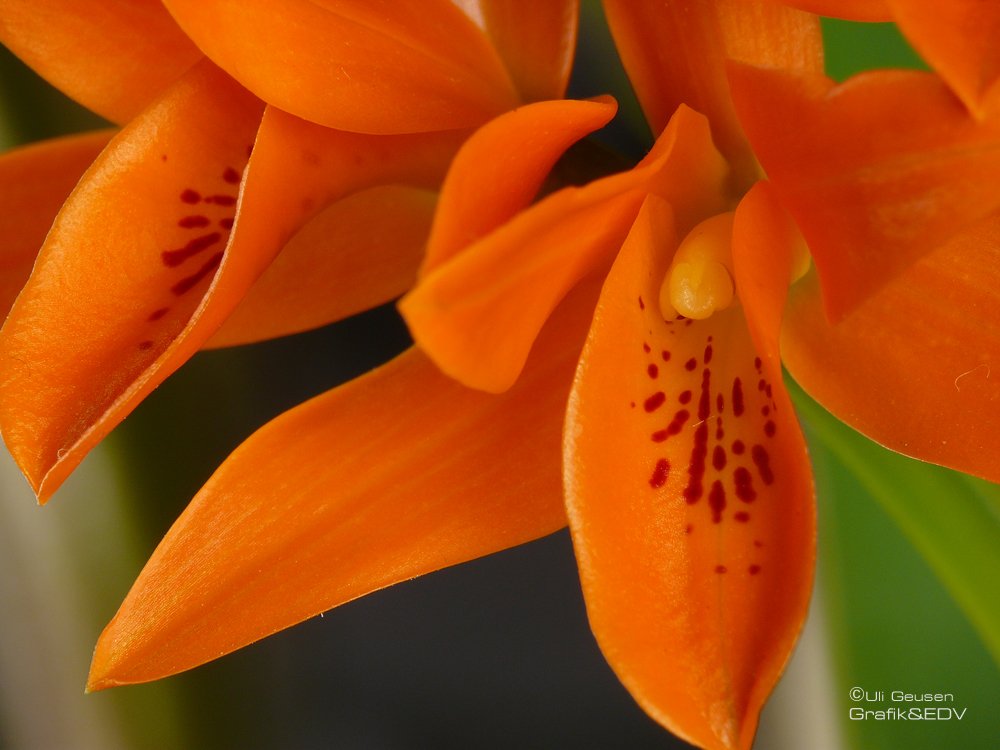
[849,687,864,701]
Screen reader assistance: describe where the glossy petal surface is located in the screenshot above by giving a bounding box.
[565,190,814,750]
[208,186,435,348]
[0,63,461,502]
[0,0,200,122]
[730,65,1000,319]
[603,0,822,184]
[888,0,1000,118]
[162,0,519,133]
[421,96,617,275]
[403,106,729,393]
[88,283,600,689]
[0,130,113,319]
[783,214,1000,484]
[476,0,579,101]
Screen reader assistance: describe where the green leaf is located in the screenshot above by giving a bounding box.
[791,380,1000,665]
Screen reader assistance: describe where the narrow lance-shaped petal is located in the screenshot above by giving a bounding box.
[0,0,201,123]
[87,281,601,689]
[564,186,814,750]
[0,61,464,502]
[602,0,823,186]
[162,0,519,133]
[782,213,1000,485]
[730,64,1000,320]
[402,106,730,393]
[888,0,1000,119]
[207,186,436,348]
[0,130,113,319]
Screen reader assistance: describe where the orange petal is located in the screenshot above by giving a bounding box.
[603,0,822,186]
[0,0,201,123]
[564,188,814,750]
[0,130,114,319]
[0,61,462,503]
[162,0,519,133]
[782,212,1000,484]
[761,0,892,21]
[730,64,1000,320]
[474,0,579,101]
[421,96,617,275]
[207,185,435,348]
[402,105,729,393]
[888,0,1000,118]
[87,279,600,689]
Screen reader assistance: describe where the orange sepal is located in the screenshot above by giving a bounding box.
[402,105,729,394]
[603,0,822,186]
[207,186,435,348]
[730,64,1000,320]
[762,0,892,22]
[0,130,113,319]
[888,0,1000,118]
[0,0,201,123]
[87,281,601,689]
[475,0,579,101]
[0,61,463,503]
[782,212,1000,484]
[421,96,617,276]
[564,189,814,750]
[162,0,519,134]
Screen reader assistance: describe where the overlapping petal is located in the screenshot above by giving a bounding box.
[0,61,464,502]
[565,187,813,750]
[161,0,519,133]
[602,0,822,185]
[0,0,201,123]
[730,64,1000,319]
[208,186,436,348]
[0,130,113,318]
[402,106,729,393]
[87,281,600,689]
[783,214,1000,484]
[888,0,1000,118]
[473,0,579,102]
[421,96,617,275]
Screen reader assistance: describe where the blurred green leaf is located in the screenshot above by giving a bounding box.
[792,383,1000,666]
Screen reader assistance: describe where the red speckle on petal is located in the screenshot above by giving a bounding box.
[732,439,745,455]
[715,565,727,574]
[732,378,744,416]
[171,251,223,295]
[647,364,659,379]
[704,345,713,364]
[638,296,645,310]
[734,467,756,502]
[712,445,727,471]
[642,342,651,353]
[749,565,761,575]
[685,357,698,371]
[147,307,169,322]
[180,188,201,204]
[644,392,666,412]
[661,350,671,362]
[649,459,670,488]
[679,390,692,404]
[708,480,726,523]
[752,445,775,485]
[683,423,709,503]
[178,215,211,228]
[764,420,776,437]
[223,166,241,184]
[137,340,154,351]
[734,511,750,523]
[162,232,222,267]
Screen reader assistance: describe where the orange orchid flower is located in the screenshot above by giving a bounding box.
[31,2,994,750]
[0,0,589,501]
